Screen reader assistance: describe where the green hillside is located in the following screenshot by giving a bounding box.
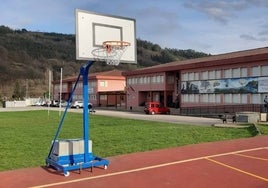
[0,25,209,99]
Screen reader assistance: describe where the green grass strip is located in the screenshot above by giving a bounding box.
[0,110,262,171]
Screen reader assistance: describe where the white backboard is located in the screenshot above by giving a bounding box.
[75,9,137,64]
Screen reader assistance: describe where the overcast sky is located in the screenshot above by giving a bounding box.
[0,0,268,55]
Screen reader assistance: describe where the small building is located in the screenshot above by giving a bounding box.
[123,47,268,115]
[53,70,126,107]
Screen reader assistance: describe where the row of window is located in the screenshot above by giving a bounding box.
[72,94,97,101]
[182,93,267,104]
[182,65,268,81]
[65,80,107,91]
[127,65,268,85]
[127,75,164,85]
[71,81,98,89]
[54,83,67,90]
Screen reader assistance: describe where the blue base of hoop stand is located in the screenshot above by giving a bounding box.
[46,61,109,176]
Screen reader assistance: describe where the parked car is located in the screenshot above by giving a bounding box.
[34,100,46,106]
[144,102,170,115]
[71,100,93,109]
[55,100,69,107]
[49,100,59,107]
[71,101,84,108]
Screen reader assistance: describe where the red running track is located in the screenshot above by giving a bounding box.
[1,135,268,188]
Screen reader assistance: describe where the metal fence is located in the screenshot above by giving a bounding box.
[180,104,264,117]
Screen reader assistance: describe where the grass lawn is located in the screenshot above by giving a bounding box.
[0,110,267,171]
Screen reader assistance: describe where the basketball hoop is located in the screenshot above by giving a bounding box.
[91,41,130,66]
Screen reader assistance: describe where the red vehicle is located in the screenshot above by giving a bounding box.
[144,102,170,115]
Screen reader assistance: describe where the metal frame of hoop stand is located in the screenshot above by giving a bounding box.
[46,61,109,176]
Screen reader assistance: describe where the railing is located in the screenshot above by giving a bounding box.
[180,104,264,117]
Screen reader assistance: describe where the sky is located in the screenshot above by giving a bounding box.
[0,0,268,55]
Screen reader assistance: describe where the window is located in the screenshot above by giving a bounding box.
[201,71,208,80]
[100,95,107,100]
[62,83,67,90]
[146,76,150,84]
[142,77,146,84]
[224,69,231,78]
[208,94,215,103]
[138,77,142,84]
[201,94,208,103]
[182,94,188,102]
[232,94,240,104]
[215,70,221,79]
[89,81,96,87]
[74,82,83,88]
[224,94,232,103]
[100,81,108,87]
[241,94,247,104]
[232,68,240,78]
[241,68,247,77]
[73,94,82,101]
[215,94,221,103]
[261,65,268,76]
[189,73,194,81]
[194,72,199,80]
[251,94,260,104]
[151,76,156,83]
[127,78,131,85]
[90,95,96,101]
[156,75,161,83]
[182,73,188,81]
[251,66,260,76]
[189,94,194,102]
[160,75,164,83]
[195,94,199,103]
[208,71,215,79]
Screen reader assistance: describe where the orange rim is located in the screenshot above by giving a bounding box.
[103,41,130,53]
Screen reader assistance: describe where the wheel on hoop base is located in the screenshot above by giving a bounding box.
[64,171,70,177]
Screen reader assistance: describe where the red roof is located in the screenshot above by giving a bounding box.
[123,47,268,76]
[53,69,124,83]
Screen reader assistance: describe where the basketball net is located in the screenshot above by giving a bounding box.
[91,41,130,66]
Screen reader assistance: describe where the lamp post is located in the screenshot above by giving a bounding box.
[48,69,52,118]
[59,67,63,117]
[47,59,64,118]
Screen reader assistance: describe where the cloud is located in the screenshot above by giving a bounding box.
[240,21,268,42]
[258,23,268,36]
[258,30,268,36]
[135,6,180,35]
[246,0,268,7]
[240,34,268,42]
[1,0,267,55]
[184,1,247,24]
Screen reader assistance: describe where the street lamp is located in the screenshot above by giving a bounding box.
[59,67,63,117]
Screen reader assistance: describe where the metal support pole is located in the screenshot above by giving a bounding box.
[80,61,94,162]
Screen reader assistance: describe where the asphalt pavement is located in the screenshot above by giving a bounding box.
[0,106,222,126]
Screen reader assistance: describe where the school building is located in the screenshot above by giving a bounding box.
[52,47,268,116]
[53,69,126,107]
[123,47,268,115]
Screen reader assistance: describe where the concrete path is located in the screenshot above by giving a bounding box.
[0,106,224,126]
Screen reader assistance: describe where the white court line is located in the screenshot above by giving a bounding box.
[233,153,268,161]
[29,147,268,188]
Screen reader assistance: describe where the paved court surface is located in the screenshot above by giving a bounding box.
[1,135,268,188]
